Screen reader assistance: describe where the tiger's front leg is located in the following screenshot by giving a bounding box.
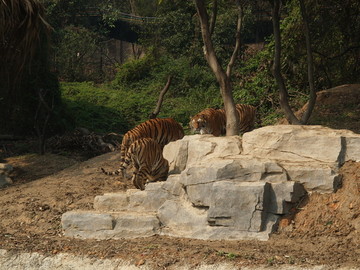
[131,167,147,190]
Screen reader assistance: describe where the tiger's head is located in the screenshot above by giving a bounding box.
[189,114,210,135]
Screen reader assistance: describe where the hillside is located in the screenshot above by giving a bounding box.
[0,85,359,269]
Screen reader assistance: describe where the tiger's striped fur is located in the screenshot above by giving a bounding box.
[102,138,169,190]
[101,118,183,177]
[189,104,256,136]
[235,104,257,132]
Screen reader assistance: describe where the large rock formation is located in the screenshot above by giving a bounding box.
[61,125,360,241]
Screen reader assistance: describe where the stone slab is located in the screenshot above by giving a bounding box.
[267,181,307,214]
[281,162,341,193]
[94,193,129,211]
[242,125,347,165]
[62,211,114,232]
[180,158,287,186]
[62,211,160,240]
[207,181,270,232]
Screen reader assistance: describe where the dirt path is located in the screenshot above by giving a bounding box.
[0,151,359,269]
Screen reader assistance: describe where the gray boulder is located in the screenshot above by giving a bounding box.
[62,125,360,241]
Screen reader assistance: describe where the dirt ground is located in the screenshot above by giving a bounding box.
[0,85,360,269]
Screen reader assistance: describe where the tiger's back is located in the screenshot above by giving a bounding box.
[236,104,256,133]
[101,118,183,178]
[124,137,169,190]
[120,118,184,167]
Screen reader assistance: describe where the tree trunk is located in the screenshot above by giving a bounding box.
[299,0,316,124]
[194,0,239,135]
[271,0,301,125]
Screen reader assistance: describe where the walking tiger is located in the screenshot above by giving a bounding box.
[102,137,169,190]
[189,104,256,136]
[101,118,183,188]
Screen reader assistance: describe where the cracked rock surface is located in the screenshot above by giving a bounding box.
[62,125,360,241]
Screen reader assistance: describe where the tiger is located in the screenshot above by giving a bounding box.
[189,108,226,136]
[102,138,169,190]
[101,117,184,177]
[189,104,256,136]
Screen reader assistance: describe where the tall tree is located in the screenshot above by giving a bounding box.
[270,0,300,124]
[270,0,316,124]
[194,0,246,135]
[298,0,316,124]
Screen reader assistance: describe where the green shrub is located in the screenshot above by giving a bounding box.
[112,54,156,90]
[61,82,156,133]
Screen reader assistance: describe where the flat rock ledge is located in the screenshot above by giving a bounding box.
[62,125,360,241]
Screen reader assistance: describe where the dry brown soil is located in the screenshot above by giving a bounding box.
[1,84,360,269]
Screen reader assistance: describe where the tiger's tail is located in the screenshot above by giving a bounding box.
[100,167,124,177]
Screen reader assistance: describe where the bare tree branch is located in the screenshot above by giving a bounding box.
[34,89,54,154]
[209,0,217,36]
[226,0,243,77]
[149,75,172,119]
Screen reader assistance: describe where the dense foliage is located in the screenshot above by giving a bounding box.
[1,0,360,139]
[62,55,221,133]
[54,0,360,134]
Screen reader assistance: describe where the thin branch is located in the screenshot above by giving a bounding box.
[226,0,243,77]
[209,0,217,36]
[149,75,172,119]
[0,135,25,140]
[38,89,53,112]
[313,45,360,60]
[34,89,55,155]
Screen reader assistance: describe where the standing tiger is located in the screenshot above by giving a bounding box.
[102,138,169,190]
[189,108,226,136]
[101,117,184,177]
[189,104,256,136]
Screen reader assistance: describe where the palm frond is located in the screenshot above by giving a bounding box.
[0,0,51,81]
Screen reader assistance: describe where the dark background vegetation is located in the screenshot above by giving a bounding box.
[1,0,360,145]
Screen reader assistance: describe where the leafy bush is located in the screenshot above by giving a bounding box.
[61,82,155,133]
[60,54,226,134]
[115,55,223,128]
[112,54,156,89]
